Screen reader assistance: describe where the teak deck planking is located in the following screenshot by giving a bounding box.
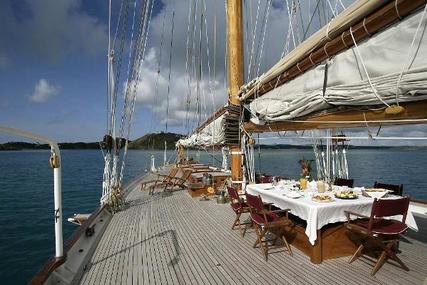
[79,169,427,285]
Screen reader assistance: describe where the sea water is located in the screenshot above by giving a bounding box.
[0,148,426,284]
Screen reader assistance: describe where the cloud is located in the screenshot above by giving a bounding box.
[133,48,226,131]
[130,0,350,130]
[0,0,107,62]
[29,79,60,103]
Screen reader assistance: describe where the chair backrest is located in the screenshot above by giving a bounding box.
[260,175,274,183]
[334,178,354,188]
[245,193,264,212]
[368,197,410,230]
[227,186,239,201]
[177,170,192,185]
[168,168,179,179]
[374,181,403,196]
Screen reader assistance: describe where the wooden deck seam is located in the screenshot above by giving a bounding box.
[79,173,427,285]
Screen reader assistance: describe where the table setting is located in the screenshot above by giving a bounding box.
[246,180,418,245]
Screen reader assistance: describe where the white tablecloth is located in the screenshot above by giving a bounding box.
[246,181,418,245]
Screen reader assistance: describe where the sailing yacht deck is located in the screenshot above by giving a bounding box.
[79,172,427,285]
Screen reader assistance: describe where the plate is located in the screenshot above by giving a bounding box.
[285,192,303,199]
[334,194,358,199]
[334,190,358,199]
[263,186,275,190]
[312,194,333,203]
[364,188,388,192]
[363,188,389,198]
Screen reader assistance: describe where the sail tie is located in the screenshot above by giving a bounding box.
[341,32,349,48]
[395,3,427,106]
[323,42,330,58]
[349,27,390,108]
[325,21,332,41]
[395,0,402,20]
[309,53,316,67]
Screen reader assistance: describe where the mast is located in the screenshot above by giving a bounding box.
[226,0,244,188]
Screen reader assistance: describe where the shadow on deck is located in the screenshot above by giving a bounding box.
[79,175,427,285]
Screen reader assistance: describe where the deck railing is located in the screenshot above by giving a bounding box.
[0,126,63,258]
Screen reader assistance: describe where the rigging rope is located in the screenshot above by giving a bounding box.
[349,27,391,108]
[302,0,322,40]
[201,0,215,117]
[395,3,427,105]
[255,0,272,77]
[119,0,156,185]
[247,0,262,82]
[165,11,176,133]
[152,12,167,132]
[101,0,155,204]
[185,0,195,134]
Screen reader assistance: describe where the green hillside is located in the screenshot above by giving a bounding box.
[128,132,183,150]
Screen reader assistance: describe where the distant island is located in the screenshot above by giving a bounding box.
[0,132,183,151]
[1,133,426,151]
[128,132,183,149]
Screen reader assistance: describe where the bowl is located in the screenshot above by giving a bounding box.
[364,188,388,199]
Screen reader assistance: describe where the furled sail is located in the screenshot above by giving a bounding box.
[177,113,225,148]
[249,8,427,122]
[238,0,389,100]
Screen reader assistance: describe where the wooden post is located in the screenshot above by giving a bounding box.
[226,0,244,188]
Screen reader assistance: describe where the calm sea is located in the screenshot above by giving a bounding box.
[0,148,426,284]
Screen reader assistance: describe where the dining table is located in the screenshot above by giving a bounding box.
[245,180,419,263]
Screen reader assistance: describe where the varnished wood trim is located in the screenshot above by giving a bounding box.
[195,105,227,134]
[244,101,427,132]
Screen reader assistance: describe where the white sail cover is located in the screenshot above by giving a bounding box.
[249,9,427,122]
[239,0,387,100]
[177,114,225,148]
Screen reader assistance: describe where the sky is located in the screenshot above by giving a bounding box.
[0,0,426,145]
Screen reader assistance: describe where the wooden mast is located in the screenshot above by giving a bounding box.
[226,0,244,187]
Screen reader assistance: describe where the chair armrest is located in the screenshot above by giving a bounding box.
[263,202,274,210]
[271,209,291,218]
[271,209,291,214]
[168,177,188,185]
[344,210,369,222]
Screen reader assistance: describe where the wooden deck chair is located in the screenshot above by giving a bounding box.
[245,193,293,261]
[374,181,403,196]
[161,169,193,192]
[334,178,354,188]
[141,167,178,195]
[227,186,251,237]
[345,197,410,275]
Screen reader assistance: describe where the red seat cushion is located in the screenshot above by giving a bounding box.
[231,201,248,212]
[356,219,408,235]
[250,212,278,225]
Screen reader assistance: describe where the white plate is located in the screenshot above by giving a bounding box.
[285,192,303,199]
[364,188,389,199]
[311,195,334,203]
